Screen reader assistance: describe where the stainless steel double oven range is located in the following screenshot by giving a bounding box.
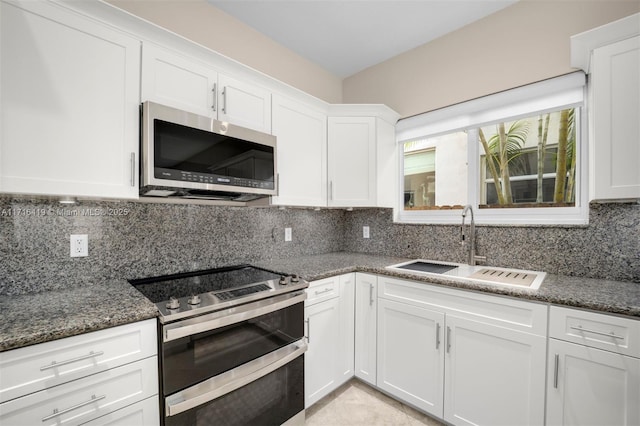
[130,265,308,426]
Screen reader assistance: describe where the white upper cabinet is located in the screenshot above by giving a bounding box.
[0,0,141,199]
[327,107,399,208]
[571,13,640,201]
[328,117,377,207]
[217,74,271,134]
[271,94,327,206]
[141,43,271,133]
[141,42,218,118]
[590,36,640,201]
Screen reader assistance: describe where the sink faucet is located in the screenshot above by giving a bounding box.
[460,205,486,266]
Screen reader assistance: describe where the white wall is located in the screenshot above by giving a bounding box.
[343,0,640,118]
[106,0,343,104]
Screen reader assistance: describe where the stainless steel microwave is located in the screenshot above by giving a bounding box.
[140,101,277,201]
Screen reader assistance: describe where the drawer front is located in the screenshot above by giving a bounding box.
[549,306,640,357]
[0,319,157,403]
[306,276,339,306]
[0,356,158,426]
[378,276,547,336]
[81,395,159,426]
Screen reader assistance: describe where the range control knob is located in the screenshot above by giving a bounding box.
[291,274,300,283]
[166,296,180,310]
[188,294,201,305]
[279,275,288,285]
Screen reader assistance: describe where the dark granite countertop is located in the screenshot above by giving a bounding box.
[0,280,158,352]
[2,251,638,354]
[255,252,640,319]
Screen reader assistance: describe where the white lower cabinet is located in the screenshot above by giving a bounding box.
[0,319,158,426]
[377,298,444,415]
[0,357,157,426]
[304,274,354,408]
[546,306,640,426]
[338,274,355,383]
[546,339,640,426]
[354,273,377,385]
[443,315,546,426]
[376,276,547,425]
[81,396,159,426]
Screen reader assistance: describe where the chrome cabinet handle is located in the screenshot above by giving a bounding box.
[222,87,227,114]
[329,181,333,201]
[130,152,135,187]
[436,323,441,350]
[40,350,104,371]
[553,354,559,388]
[41,394,105,422]
[314,287,333,296]
[305,318,311,344]
[446,326,451,353]
[369,284,374,306]
[570,325,624,339]
[211,83,217,111]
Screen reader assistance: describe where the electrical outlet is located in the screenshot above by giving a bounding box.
[363,226,370,239]
[284,227,292,242]
[70,234,88,257]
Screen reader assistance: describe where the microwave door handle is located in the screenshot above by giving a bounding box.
[163,291,307,342]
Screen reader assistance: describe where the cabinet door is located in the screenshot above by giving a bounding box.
[271,95,327,206]
[217,74,271,134]
[327,117,376,207]
[444,315,546,426]
[377,298,445,417]
[304,297,340,408]
[590,35,640,200]
[337,273,355,385]
[1,1,140,199]
[546,338,640,426]
[81,396,159,426]
[0,357,158,426]
[354,273,377,385]
[141,42,217,118]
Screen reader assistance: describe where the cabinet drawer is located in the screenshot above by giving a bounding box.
[0,319,157,403]
[81,395,159,426]
[378,276,547,336]
[549,306,640,357]
[0,356,158,426]
[306,277,339,306]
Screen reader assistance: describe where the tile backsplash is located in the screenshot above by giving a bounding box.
[0,197,637,295]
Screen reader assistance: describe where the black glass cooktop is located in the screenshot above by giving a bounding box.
[129,265,282,303]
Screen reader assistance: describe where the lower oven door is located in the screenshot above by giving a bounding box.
[162,290,305,395]
[165,341,306,426]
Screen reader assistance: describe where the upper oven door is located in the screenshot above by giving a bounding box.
[161,291,305,396]
[140,101,277,196]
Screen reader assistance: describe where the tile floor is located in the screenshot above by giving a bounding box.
[305,379,445,426]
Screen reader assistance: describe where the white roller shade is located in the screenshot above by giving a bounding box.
[396,72,586,142]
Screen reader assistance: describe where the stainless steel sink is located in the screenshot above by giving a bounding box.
[386,259,545,290]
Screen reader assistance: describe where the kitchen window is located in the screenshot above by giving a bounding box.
[396,72,587,225]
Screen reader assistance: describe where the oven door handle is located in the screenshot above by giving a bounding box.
[163,291,307,342]
[165,340,307,417]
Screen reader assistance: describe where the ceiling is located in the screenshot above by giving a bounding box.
[207,0,519,78]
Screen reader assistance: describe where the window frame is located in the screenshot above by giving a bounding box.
[395,73,589,225]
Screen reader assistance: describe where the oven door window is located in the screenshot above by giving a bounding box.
[165,354,304,426]
[163,301,303,395]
